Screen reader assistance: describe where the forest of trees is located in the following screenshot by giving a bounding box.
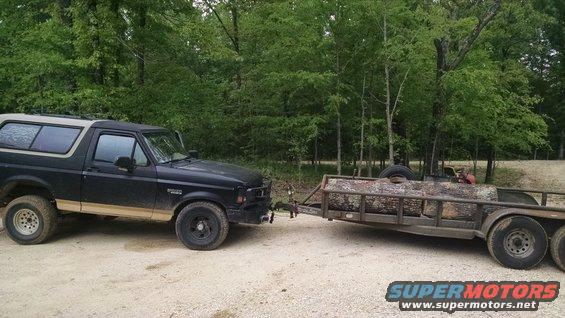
[0,0,564,180]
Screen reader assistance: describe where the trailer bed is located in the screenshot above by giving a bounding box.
[288,175,565,240]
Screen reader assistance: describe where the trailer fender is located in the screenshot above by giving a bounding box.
[479,208,565,239]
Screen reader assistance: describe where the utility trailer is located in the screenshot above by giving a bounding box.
[280,174,565,271]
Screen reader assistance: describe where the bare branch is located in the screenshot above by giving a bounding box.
[368,91,386,105]
[392,68,410,115]
[202,0,238,51]
[448,0,502,70]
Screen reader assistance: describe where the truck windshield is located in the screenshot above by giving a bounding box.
[143,131,188,164]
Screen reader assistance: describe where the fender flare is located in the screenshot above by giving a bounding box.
[479,208,565,239]
[173,191,228,213]
[0,175,54,198]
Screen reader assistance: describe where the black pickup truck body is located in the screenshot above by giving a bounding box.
[0,114,271,249]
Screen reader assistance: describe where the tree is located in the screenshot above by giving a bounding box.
[425,0,502,174]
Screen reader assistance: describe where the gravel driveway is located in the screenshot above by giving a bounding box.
[0,161,564,317]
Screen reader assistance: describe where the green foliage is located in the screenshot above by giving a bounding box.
[0,0,561,167]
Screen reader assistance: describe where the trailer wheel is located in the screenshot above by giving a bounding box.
[378,165,416,180]
[487,216,547,270]
[175,201,229,250]
[550,225,565,271]
[3,195,58,245]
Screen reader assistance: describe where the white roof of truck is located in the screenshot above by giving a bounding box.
[0,114,98,127]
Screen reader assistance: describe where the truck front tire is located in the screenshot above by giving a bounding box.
[550,225,565,271]
[175,201,229,250]
[3,195,58,245]
[487,216,547,270]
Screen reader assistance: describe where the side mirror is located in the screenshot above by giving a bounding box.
[188,150,199,159]
[114,156,133,172]
[174,130,185,149]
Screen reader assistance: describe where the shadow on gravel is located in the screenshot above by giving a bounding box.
[50,215,264,250]
[220,223,263,248]
[52,215,176,241]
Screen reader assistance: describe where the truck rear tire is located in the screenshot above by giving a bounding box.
[3,195,58,245]
[550,225,565,271]
[378,165,416,180]
[487,216,547,270]
[175,201,229,250]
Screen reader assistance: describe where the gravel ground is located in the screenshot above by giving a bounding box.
[0,161,563,318]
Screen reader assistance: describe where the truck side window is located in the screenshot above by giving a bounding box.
[30,126,81,154]
[0,123,41,150]
[133,143,148,166]
[94,135,135,163]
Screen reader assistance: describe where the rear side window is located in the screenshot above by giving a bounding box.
[30,126,81,154]
[94,135,135,163]
[0,123,41,149]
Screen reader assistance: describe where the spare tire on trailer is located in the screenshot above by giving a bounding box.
[378,165,416,180]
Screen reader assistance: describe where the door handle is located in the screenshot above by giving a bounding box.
[86,166,100,172]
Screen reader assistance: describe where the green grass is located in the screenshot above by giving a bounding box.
[474,167,525,188]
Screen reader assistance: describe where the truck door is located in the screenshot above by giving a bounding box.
[80,129,157,219]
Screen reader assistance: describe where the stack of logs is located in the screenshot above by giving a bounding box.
[325,178,498,220]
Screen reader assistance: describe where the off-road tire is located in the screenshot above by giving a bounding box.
[550,225,565,271]
[487,216,547,270]
[3,195,58,245]
[175,201,229,250]
[378,165,416,180]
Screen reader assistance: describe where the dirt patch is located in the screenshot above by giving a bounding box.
[145,261,172,271]
[212,309,237,318]
[123,238,178,252]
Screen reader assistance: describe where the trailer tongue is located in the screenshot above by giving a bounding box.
[276,174,565,271]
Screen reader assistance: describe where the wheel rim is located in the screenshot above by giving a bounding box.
[13,208,40,235]
[504,228,535,258]
[188,216,213,240]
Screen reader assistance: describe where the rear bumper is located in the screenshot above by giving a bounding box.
[227,181,272,224]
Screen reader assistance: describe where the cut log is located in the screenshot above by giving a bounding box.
[421,182,498,220]
[325,178,498,220]
[326,178,424,216]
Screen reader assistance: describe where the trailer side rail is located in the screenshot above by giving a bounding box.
[314,175,565,233]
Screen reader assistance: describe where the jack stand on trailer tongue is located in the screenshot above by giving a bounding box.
[286,181,298,218]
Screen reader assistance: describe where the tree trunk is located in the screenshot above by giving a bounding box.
[336,112,342,175]
[426,38,448,175]
[58,0,77,94]
[111,0,122,87]
[333,0,343,176]
[231,4,241,89]
[326,178,498,220]
[88,0,104,85]
[136,3,147,85]
[485,147,495,184]
[473,136,479,176]
[383,9,394,166]
[358,75,366,176]
[559,130,564,160]
[314,137,319,173]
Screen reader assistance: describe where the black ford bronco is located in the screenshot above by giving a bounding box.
[0,114,271,250]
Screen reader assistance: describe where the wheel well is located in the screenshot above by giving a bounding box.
[488,214,563,239]
[172,199,226,220]
[1,183,54,207]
